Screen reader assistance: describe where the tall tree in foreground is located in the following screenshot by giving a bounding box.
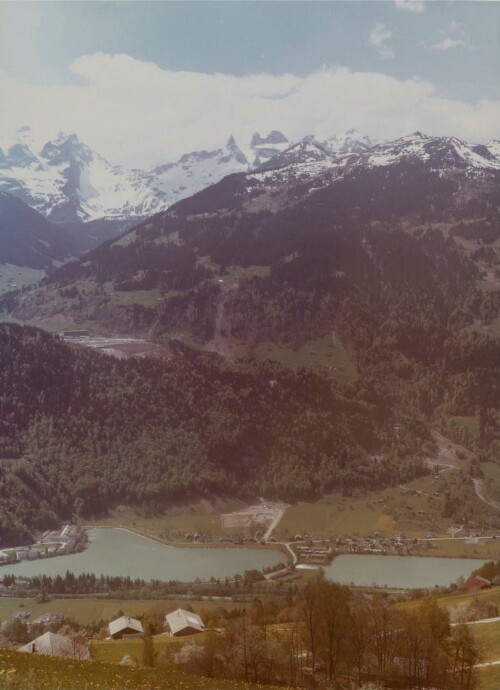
[448,624,480,690]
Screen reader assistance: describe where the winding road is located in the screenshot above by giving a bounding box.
[429,431,500,513]
[473,477,500,512]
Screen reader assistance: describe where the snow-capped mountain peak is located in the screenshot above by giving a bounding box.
[319,129,378,155]
[256,134,332,172]
[255,130,379,172]
[251,130,288,148]
[4,142,39,168]
[485,139,500,162]
[0,127,270,229]
[40,132,95,166]
[150,136,250,205]
[361,132,500,171]
[249,130,289,167]
[224,136,248,165]
[0,130,160,225]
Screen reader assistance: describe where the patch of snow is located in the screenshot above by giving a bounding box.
[486,139,500,161]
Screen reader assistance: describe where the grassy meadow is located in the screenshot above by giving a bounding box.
[481,463,500,504]
[85,499,260,543]
[0,597,246,628]
[275,478,495,544]
[471,621,500,664]
[0,647,288,690]
[90,635,184,665]
[0,598,164,627]
[0,265,44,295]
[477,665,500,690]
[236,333,358,383]
[400,586,500,615]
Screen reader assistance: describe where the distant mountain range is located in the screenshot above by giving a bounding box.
[5,130,499,338]
[0,126,383,268]
[1,126,499,277]
[0,126,379,232]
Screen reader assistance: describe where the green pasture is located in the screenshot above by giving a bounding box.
[402,587,500,615]
[0,598,169,627]
[0,265,44,295]
[108,289,161,307]
[221,264,271,284]
[111,231,138,248]
[471,620,500,664]
[276,478,449,541]
[448,415,480,438]
[481,463,500,503]
[90,635,184,665]
[237,333,358,383]
[86,499,250,542]
[478,664,500,690]
[417,539,500,559]
[0,596,253,629]
[0,647,286,690]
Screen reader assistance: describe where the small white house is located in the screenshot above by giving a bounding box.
[19,632,90,660]
[166,608,205,637]
[109,615,143,639]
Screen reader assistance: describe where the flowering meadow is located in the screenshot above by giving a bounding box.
[0,649,284,690]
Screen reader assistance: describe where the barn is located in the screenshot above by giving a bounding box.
[109,616,144,639]
[166,608,205,636]
[464,575,492,592]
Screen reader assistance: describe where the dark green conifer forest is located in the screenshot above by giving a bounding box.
[0,323,428,545]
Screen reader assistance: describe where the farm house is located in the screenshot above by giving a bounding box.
[166,608,205,636]
[19,632,90,660]
[109,616,144,639]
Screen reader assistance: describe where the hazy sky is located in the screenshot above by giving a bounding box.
[1,1,499,167]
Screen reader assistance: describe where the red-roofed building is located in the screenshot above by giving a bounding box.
[464,575,492,592]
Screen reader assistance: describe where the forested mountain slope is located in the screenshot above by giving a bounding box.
[1,133,499,546]
[9,133,499,337]
[0,192,72,269]
[4,134,499,444]
[0,323,428,546]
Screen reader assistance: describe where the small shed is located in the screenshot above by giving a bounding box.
[19,632,90,660]
[109,616,144,639]
[464,575,492,592]
[166,608,205,637]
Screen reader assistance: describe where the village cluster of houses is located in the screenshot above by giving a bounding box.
[290,534,414,565]
[294,544,332,565]
[0,525,83,565]
[291,530,496,565]
[15,609,206,662]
